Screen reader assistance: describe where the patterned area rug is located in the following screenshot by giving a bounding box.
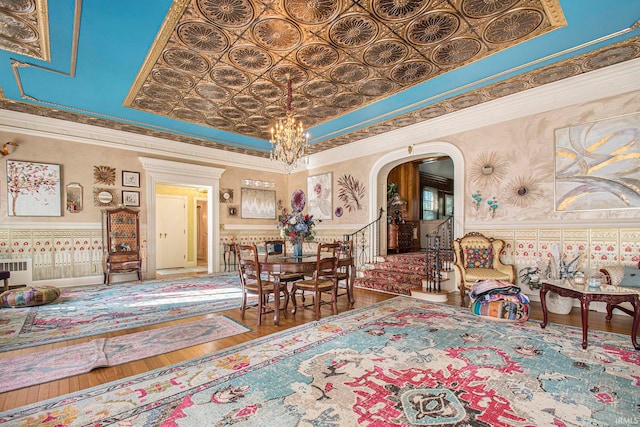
[0,273,243,351]
[0,315,250,393]
[156,266,209,276]
[1,297,638,426]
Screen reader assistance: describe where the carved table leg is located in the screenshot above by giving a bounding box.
[631,298,640,350]
[272,273,281,326]
[540,286,549,329]
[580,295,590,349]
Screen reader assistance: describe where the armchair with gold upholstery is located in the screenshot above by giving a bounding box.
[453,232,515,305]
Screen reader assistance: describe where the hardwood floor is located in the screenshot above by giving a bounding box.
[0,282,636,412]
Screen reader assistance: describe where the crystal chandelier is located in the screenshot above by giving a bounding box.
[270,74,309,173]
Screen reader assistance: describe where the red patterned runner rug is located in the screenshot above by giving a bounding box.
[0,315,249,393]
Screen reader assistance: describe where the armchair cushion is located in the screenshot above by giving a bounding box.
[465,246,493,268]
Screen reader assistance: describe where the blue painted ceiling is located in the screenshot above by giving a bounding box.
[0,0,638,158]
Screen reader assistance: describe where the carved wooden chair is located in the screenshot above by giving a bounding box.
[290,242,341,320]
[453,232,515,305]
[236,244,289,326]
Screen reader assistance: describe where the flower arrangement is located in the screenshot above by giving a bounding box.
[277,208,318,245]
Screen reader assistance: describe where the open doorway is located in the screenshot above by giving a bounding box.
[139,157,225,278]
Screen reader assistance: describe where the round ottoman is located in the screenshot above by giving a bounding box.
[0,285,60,308]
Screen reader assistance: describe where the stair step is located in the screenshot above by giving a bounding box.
[410,287,449,303]
[353,277,415,296]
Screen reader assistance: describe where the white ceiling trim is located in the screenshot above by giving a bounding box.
[0,109,283,173]
[308,58,640,169]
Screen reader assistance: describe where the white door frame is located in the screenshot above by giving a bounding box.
[140,157,225,277]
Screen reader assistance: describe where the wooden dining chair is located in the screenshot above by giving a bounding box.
[263,239,305,284]
[236,244,289,326]
[336,239,355,307]
[290,242,341,320]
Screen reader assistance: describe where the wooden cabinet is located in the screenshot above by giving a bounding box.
[102,207,141,284]
[388,223,415,253]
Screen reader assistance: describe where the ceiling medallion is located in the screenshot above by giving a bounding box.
[270,74,309,173]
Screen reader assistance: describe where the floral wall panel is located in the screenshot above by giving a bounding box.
[53,231,74,279]
[513,230,538,267]
[9,230,32,257]
[493,229,516,264]
[32,231,54,281]
[589,229,619,267]
[537,229,561,266]
[619,229,640,265]
[73,230,94,277]
[0,230,8,257]
[561,229,589,268]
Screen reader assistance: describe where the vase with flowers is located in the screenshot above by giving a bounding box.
[277,207,318,257]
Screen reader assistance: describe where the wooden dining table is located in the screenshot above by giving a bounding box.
[258,253,355,325]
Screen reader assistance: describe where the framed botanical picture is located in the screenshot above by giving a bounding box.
[7,160,62,216]
[122,170,140,188]
[122,190,140,207]
[307,172,332,220]
[241,188,276,219]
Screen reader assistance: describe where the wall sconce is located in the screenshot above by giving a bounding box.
[242,179,275,188]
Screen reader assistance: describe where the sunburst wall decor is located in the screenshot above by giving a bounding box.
[93,166,116,185]
[469,151,509,187]
[504,174,543,208]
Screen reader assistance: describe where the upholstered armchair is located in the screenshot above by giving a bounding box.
[453,232,515,305]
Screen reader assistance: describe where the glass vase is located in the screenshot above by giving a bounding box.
[293,242,303,257]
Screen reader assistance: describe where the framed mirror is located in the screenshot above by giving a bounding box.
[66,182,83,213]
[93,187,118,207]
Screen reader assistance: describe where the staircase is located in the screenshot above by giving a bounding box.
[353,217,455,303]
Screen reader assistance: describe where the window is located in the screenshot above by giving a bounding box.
[422,187,438,220]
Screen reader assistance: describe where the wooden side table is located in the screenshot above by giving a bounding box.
[540,280,640,350]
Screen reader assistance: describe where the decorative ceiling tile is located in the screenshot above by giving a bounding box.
[122,0,568,142]
[0,0,50,60]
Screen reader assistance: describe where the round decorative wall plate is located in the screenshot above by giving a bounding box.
[291,189,306,211]
[335,207,343,217]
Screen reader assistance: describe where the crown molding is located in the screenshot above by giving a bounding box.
[308,58,640,168]
[0,109,284,173]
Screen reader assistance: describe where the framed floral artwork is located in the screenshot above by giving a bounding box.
[122,170,140,188]
[307,172,332,220]
[7,160,62,216]
[241,188,276,219]
[122,190,140,207]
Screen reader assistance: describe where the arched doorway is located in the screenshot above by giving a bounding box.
[368,142,465,258]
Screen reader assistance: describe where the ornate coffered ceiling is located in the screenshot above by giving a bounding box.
[0,0,638,160]
[124,0,566,142]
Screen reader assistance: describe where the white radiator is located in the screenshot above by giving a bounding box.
[0,259,32,286]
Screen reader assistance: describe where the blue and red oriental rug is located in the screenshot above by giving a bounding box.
[1,296,638,426]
